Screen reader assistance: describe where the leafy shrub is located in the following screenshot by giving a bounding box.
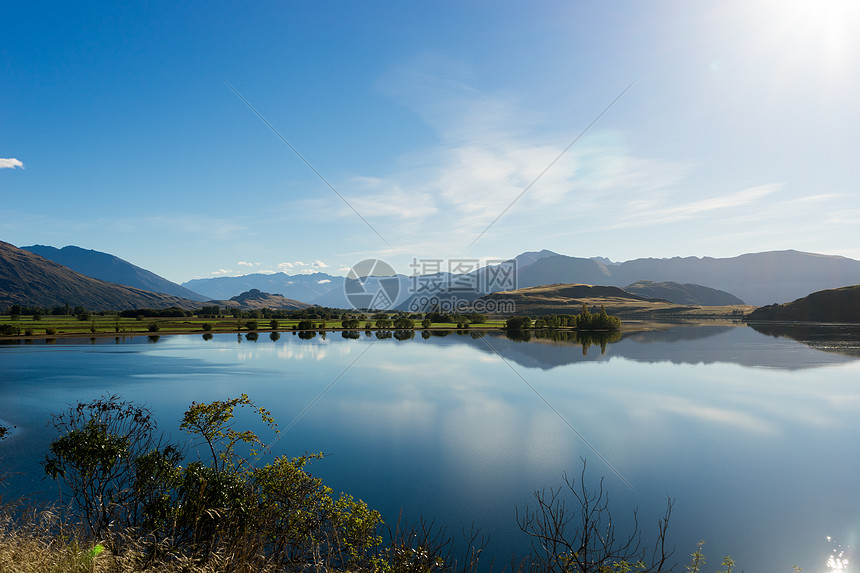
[44,327,57,335]
[245,320,258,331]
[0,324,21,335]
[43,395,182,545]
[147,322,160,332]
[43,394,385,567]
[201,322,213,331]
[505,316,532,330]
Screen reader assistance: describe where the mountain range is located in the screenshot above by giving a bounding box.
[0,241,201,310]
[181,248,860,307]
[4,239,860,313]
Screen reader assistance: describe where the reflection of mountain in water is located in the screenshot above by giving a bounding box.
[426,325,859,370]
[748,323,860,358]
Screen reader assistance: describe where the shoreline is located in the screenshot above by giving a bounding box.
[0,318,747,343]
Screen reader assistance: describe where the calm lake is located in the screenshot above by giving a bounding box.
[1,324,858,571]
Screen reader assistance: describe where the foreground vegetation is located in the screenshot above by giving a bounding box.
[0,396,754,572]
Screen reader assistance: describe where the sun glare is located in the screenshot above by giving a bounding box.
[772,0,860,71]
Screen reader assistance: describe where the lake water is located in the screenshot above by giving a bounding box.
[1,324,858,571]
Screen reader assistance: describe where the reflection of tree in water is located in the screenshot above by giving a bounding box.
[298,331,316,340]
[507,329,622,355]
[245,332,258,341]
[505,330,532,342]
[430,330,451,337]
[575,330,622,355]
[393,330,414,341]
[341,330,361,340]
[470,331,486,339]
[375,331,392,340]
[202,333,213,341]
[269,332,280,341]
[147,335,160,344]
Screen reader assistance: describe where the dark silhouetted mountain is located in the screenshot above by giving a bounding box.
[746,285,860,323]
[1,241,201,310]
[21,244,206,301]
[623,280,745,306]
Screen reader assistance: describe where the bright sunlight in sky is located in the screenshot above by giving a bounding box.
[1,0,859,281]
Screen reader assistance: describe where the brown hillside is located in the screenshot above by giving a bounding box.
[747,284,860,323]
[207,289,310,310]
[480,283,753,318]
[0,241,201,311]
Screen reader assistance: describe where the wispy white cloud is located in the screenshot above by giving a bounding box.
[278,260,329,271]
[237,261,255,267]
[331,54,700,256]
[0,158,24,169]
[317,279,332,284]
[607,183,782,230]
[211,269,233,276]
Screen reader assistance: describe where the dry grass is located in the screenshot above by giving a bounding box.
[0,503,281,573]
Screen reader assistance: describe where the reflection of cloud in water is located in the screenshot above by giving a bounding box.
[652,395,777,435]
[276,345,328,361]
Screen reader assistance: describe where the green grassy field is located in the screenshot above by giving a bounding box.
[0,315,510,338]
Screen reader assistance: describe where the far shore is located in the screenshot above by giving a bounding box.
[0,317,748,342]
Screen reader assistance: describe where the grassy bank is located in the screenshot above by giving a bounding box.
[0,314,512,339]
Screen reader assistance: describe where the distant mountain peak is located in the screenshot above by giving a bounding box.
[221,289,310,310]
[21,244,207,301]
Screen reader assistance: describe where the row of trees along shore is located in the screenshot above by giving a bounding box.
[3,304,620,330]
[506,303,622,331]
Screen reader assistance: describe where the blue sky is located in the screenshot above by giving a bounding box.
[2,0,859,283]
